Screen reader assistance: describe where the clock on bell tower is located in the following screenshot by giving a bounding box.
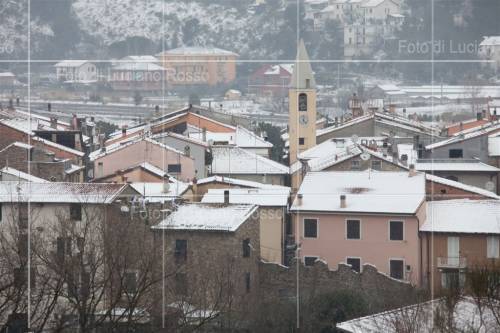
[288,39,317,166]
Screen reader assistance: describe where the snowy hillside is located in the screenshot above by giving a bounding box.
[71,0,275,57]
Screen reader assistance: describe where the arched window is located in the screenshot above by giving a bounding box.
[299,93,307,112]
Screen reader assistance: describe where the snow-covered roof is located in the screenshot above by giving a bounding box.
[152,203,257,232]
[362,0,389,7]
[337,297,498,333]
[196,175,289,189]
[54,60,90,67]
[90,136,185,161]
[0,182,131,203]
[264,64,294,76]
[291,137,404,174]
[187,125,272,149]
[31,136,85,157]
[0,141,34,153]
[159,46,238,57]
[112,62,166,71]
[0,72,15,77]
[130,180,189,202]
[201,188,290,207]
[291,171,425,214]
[139,162,167,177]
[480,36,500,46]
[0,167,49,183]
[121,55,159,62]
[152,131,209,148]
[416,159,500,172]
[316,114,374,137]
[210,146,289,175]
[426,122,500,150]
[421,200,500,234]
[426,174,500,200]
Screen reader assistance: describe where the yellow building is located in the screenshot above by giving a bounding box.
[157,46,238,87]
[288,39,317,166]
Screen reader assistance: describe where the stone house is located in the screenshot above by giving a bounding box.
[201,187,291,265]
[150,203,260,323]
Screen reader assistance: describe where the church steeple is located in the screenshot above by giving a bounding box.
[290,39,316,90]
[288,39,317,169]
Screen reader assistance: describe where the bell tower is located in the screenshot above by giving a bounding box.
[288,39,317,166]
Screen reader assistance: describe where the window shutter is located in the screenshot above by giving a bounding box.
[487,236,499,259]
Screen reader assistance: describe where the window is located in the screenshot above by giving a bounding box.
[124,271,138,294]
[19,204,28,229]
[304,219,318,238]
[441,270,465,290]
[449,149,463,158]
[175,239,187,263]
[390,259,404,280]
[70,204,82,221]
[18,234,28,259]
[175,273,187,296]
[56,237,72,262]
[242,238,251,258]
[487,236,500,259]
[299,93,308,111]
[371,160,382,170]
[346,257,361,273]
[168,164,182,173]
[351,159,361,170]
[346,220,360,240]
[245,272,251,293]
[97,162,103,178]
[299,137,305,145]
[389,221,404,241]
[304,256,318,266]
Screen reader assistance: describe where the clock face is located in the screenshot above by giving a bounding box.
[299,114,309,125]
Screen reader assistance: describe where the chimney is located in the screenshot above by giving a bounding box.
[223,190,230,205]
[477,112,483,121]
[192,177,198,201]
[297,193,303,206]
[409,164,417,177]
[340,195,346,208]
[71,114,78,130]
[403,108,406,117]
[162,175,170,193]
[202,127,207,142]
[50,117,57,129]
[48,103,51,112]
[482,109,487,120]
[8,99,13,110]
[122,127,127,137]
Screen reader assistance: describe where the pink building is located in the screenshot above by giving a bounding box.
[290,170,426,285]
[90,136,195,182]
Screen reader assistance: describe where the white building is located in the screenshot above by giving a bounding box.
[479,36,500,71]
[54,60,97,83]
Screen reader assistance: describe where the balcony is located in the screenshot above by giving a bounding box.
[437,257,467,269]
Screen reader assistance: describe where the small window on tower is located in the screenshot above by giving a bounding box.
[299,138,305,145]
[299,93,308,112]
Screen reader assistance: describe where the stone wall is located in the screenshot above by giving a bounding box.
[259,259,418,312]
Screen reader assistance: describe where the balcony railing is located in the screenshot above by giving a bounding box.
[437,257,467,269]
